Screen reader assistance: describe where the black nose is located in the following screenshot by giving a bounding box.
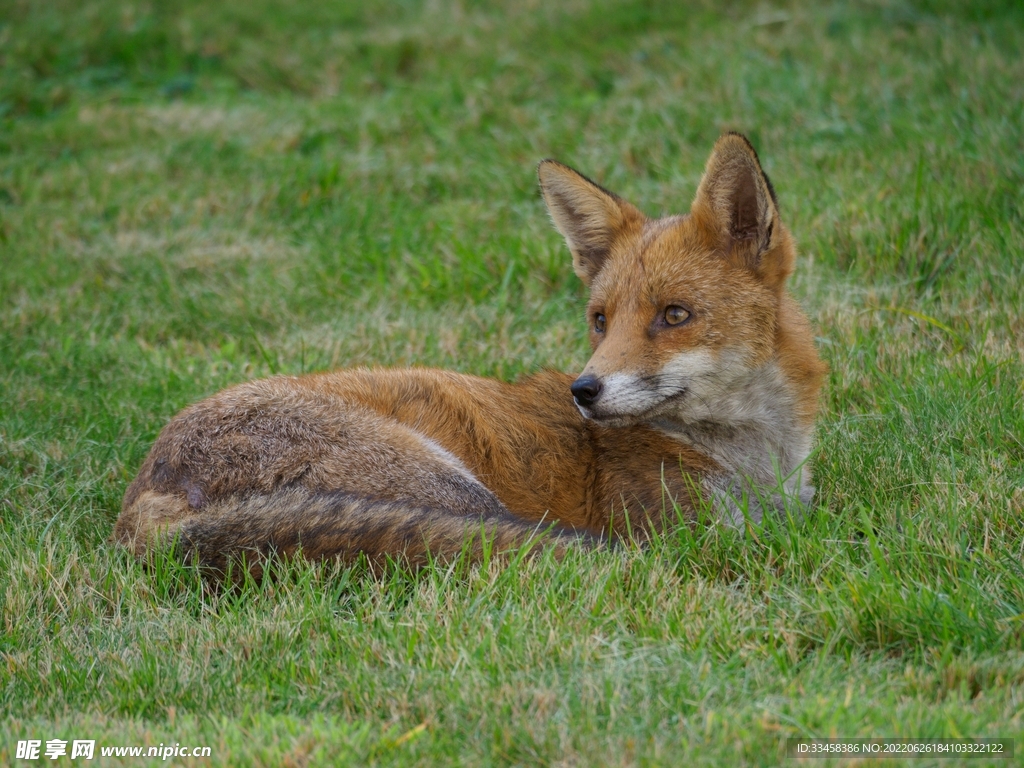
[571,375,603,408]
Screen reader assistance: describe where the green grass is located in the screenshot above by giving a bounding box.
[2,0,1023,764]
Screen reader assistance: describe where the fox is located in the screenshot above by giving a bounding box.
[114,133,827,576]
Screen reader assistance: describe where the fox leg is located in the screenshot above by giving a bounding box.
[705,472,815,526]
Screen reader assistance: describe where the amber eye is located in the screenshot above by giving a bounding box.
[594,313,606,333]
[664,306,690,326]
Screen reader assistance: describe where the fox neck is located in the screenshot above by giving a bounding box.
[651,358,814,520]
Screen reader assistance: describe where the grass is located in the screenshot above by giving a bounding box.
[2,0,1023,764]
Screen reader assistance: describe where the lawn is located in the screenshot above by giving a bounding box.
[1,0,1023,765]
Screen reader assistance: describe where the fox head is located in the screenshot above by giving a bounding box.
[539,133,821,433]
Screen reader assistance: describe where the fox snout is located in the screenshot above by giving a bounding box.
[570,375,602,409]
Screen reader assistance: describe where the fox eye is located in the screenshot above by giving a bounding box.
[594,313,606,333]
[664,306,690,326]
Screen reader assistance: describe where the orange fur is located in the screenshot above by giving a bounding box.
[115,134,826,575]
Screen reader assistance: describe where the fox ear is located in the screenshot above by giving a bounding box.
[538,160,631,286]
[691,133,781,273]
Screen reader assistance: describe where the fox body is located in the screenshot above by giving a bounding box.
[115,134,826,574]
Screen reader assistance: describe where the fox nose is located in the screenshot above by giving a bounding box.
[571,375,603,408]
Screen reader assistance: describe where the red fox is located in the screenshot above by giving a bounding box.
[114,133,826,575]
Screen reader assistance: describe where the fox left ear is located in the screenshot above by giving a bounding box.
[692,133,783,276]
[538,160,638,286]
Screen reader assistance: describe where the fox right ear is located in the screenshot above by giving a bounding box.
[691,133,781,274]
[538,160,631,286]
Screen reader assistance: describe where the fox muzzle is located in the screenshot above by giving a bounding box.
[570,375,603,408]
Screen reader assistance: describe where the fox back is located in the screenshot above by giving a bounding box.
[115,133,826,575]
